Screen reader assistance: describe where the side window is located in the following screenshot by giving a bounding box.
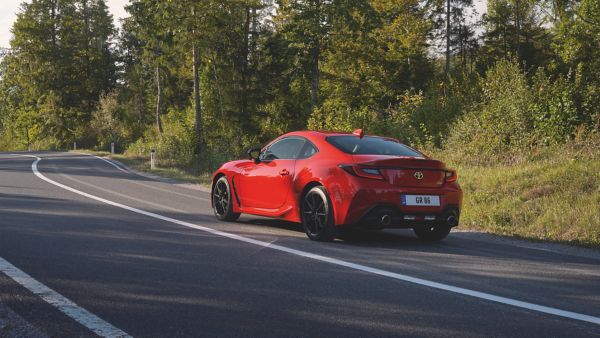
[298,142,318,159]
[261,138,306,160]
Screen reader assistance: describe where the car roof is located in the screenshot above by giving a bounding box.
[283,130,399,141]
[284,130,353,138]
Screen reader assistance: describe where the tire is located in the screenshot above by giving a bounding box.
[413,225,451,241]
[301,186,336,242]
[212,176,240,221]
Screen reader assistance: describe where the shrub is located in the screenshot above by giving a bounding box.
[530,69,579,145]
[91,91,126,151]
[444,59,535,164]
[126,107,238,174]
[307,91,425,147]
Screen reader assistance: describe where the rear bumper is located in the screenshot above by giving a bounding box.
[329,174,463,228]
[352,205,460,229]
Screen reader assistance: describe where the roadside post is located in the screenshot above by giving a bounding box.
[111,142,115,154]
[73,142,77,151]
[150,149,156,170]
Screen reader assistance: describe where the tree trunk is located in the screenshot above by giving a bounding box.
[515,0,521,60]
[241,6,250,130]
[310,48,319,112]
[137,93,143,124]
[445,0,451,74]
[310,0,321,112]
[155,65,163,134]
[193,43,201,155]
[459,21,465,69]
[50,0,56,46]
[251,7,257,40]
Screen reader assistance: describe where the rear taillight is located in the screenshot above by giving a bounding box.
[445,169,458,183]
[339,164,384,180]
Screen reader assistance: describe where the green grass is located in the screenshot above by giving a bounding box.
[454,158,600,248]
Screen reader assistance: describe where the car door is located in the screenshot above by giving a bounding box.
[236,137,306,209]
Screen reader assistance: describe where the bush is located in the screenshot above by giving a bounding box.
[126,108,238,174]
[530,69,579,145]
[91,91,126,152]
[307,91,425,147]
[444,59,534,164]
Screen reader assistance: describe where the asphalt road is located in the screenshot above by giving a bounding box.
[0,152,599,337]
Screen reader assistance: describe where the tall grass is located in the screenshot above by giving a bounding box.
[429,133,600,247]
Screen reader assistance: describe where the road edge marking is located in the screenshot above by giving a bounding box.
[93,155,129,173]
[23,154,600,326]
[0,257,131,338]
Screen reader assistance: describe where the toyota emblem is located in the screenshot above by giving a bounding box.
[414,171,424,180]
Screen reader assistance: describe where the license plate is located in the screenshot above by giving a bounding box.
[401,195,440,206]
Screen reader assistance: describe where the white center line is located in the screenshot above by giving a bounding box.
[11,154,600,327]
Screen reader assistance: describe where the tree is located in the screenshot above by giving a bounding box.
[91,91,123,148]
[1,0,116,148]
[444,0,477,72]
[551,0,600,125]
[481,0,551,70]
[277,0,334,112]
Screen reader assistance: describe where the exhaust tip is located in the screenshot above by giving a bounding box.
[446,215,457,227]
[380,214,392,226]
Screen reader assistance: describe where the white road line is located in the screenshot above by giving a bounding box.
[93,155,129,173]
[68,152,129,173]
[0,257,130,338]
[15,154,600,326]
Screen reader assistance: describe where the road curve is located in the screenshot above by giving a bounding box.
[0,152,599,337]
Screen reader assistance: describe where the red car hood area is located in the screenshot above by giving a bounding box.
[351,155,446,188]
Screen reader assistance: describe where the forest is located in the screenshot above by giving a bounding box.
[0,1,599,244]
[0,0,598,162]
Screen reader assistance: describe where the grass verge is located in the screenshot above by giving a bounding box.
[454,158,600,248]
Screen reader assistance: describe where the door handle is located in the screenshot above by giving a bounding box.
[279,169,289,176]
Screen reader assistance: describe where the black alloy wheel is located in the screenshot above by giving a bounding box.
[212,176,240,221]
[301,186,336,241]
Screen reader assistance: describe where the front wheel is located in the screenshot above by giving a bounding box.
[301,186,336,242]
[212,176,240,221]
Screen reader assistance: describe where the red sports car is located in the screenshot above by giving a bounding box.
[211,130,462,241]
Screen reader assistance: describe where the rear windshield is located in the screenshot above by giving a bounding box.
[327,136,423,157]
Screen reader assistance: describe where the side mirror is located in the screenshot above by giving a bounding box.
[247,147,262,164]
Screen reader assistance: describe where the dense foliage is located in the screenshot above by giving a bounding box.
[1,0,598,168]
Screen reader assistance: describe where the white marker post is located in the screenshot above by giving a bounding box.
[150,149,156,170]
[110,142,115,154]
[73,142,77,151]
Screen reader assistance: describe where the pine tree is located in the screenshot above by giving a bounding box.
[2,0,117,148]
[481,0,551,70]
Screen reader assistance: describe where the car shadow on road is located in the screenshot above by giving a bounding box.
[231,216,600,265]
[237,217,446,248]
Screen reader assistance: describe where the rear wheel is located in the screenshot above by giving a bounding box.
[301,186,336,242]
[212,176,240,221]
